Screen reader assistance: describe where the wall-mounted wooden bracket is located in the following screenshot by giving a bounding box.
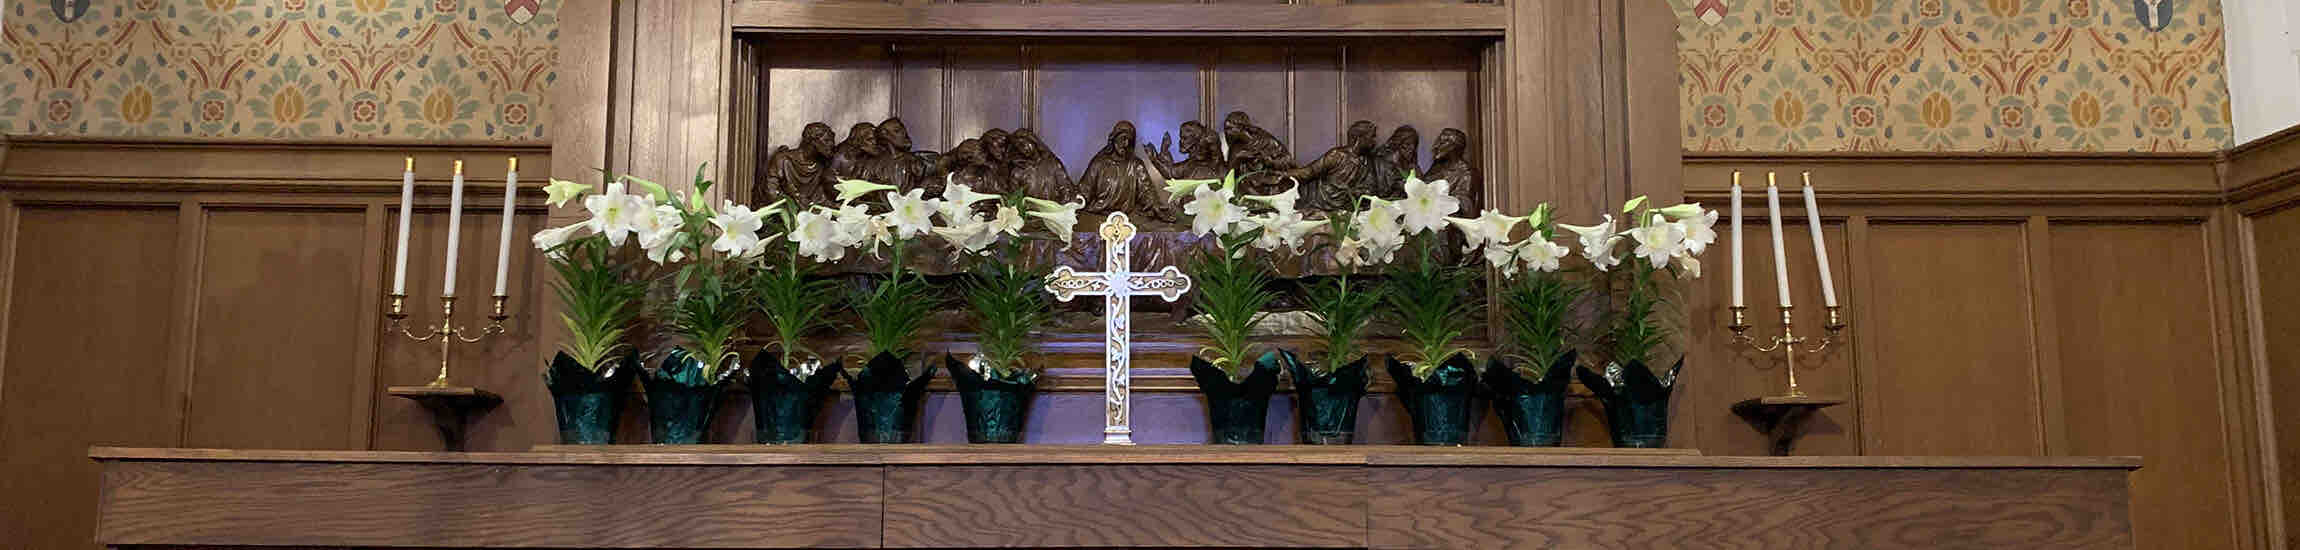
[386,386,502,452]
[1731,395,1845,456]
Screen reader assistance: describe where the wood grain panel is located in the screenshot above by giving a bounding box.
[1683,220,1859,455]
[1213,45,1290,135]
[1858,223,2042,455]
[1369,466,2133,549]
[2254,205,2300,550]
[0,207,180,550]
[2051,222,2236,550]
[883,464,1366,547]
[946,44,1028,145]
[98,460,884,548]
[891,45,950,153]
[1289,45,1344,162]
[765,41,895,152]
[184,209,368,450]
[1033,44,1200,183]
[1343,42,1477,167]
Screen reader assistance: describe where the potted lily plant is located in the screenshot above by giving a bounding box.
[820,179,942,443]
[621,166,756,444]
[931,182,1082,443]
[1174,171,1286,444]
[1563,196,1717,448]
[1292,193,1388,444]
[746,196,841,444]
[1380,172,1482,445]
[531,177,649,444]
[1470,203,1585,446]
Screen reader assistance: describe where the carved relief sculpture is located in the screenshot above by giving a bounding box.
[1289,120,1381,212]
[871,117,938,196]
[1009,128,1077,203]
[1427,128,1480,214]
[1372,125,1419,199]
[977,128,1018,195]
[1081,121,1176,222]
[1220,111,1300,197]
[940,138,998,194]
[758,121,838,207]
[830,122,884,182]
[1148,120,1226,181]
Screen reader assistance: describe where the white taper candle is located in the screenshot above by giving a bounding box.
[494,157,517,297]
[392,157,414,295]
[1730,172,1744,308]
[442,160,466,297]
[1801,172,1838,308]
[1765,173,1792,308]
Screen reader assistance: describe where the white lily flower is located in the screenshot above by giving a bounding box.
[1361,231,1405,265]
[1560,215,1622,272]
[1622,195,1650,214]
[790,208,847,263]
[1336,238,1367,267]
[833,179,896,203]
[1164,177,1220,201]
[1674,253,1702,278]
[1023,198,1084,245]
[931,213,1000,254]
[1242,184,1302,217]
[883,188,936,239]
[830,203,876,248]
[1446,209,1525,253]
[944,182,1000,210]
[1626,214,1686,269]
[1249,210,1325,252]
[740,233,775,259]
[1514,239,1569,274]
[542,178,592,208]
[530,223,588,259]
[709,200,765,256]
[633,204,686,264]
[1182,185,1246,237]
[582,181,645,246]
[1398,174,1462,235]
[989,205,1024,237]
[1355,198,1406,246]
[1482,239,1519,274]
[1675,207,1719,256]
[1656,202,1705,221]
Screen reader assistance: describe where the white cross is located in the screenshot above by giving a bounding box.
[1045,212,1192,445]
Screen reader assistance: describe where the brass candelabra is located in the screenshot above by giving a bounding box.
[1726,305,1849,397]
[385,294,511,387]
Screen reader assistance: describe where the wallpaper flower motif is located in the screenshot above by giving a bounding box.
[1674,0,2231,152]
[0,0,556,141]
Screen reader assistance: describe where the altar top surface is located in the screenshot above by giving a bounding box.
[90,445,2140,469]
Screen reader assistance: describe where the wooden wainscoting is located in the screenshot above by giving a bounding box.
[0,137,551,550]
[1684,152,2263,550]
[2228,125,2300,550]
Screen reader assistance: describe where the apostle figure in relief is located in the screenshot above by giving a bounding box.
[1426,128,1480,214]
[1371,125,1420,200]
[1147,120,1226,181]
[1220,111,1299,197]
[758,122,837,207]
[939,138,1000,195]
[830,122,884,182]
[1009,128,1076,203]
[871,117,937,197]
[976,128,1018,195]
[1080,121,1174,222]
[1288,120,1381,212]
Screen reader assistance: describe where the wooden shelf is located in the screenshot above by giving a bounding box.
[731,1,1509,37]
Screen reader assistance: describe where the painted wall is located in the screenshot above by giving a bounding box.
[0,0,555,141]
[1674,0,2232,152]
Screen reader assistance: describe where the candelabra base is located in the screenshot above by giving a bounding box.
[1730,395,1845,456]
[387,385,503,452]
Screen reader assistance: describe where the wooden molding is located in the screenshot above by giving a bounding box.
[0,136,552,194]
[1685,152,2223,205]
[730,1,1509,37]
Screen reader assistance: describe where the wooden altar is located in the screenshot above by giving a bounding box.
[93,446,2137,549]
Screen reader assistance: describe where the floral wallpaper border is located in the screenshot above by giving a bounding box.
[1674,0,2231,152]
[0,0,556,141]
